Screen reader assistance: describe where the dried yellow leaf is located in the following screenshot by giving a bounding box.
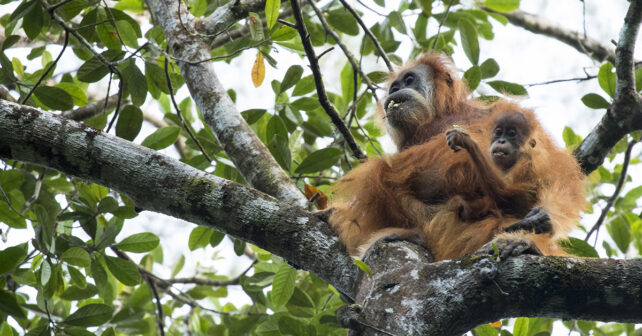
[251,52,265,87]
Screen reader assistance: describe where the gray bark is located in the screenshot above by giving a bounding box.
[0,100,357,298]
[145,0,307,207]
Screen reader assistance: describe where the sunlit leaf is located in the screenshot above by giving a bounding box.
[63,304,114,326]
[271,264,297,308]
[116,232,160,253]
[265,0,280,30]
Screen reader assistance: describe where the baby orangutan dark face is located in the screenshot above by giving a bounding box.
[490,112,534,171]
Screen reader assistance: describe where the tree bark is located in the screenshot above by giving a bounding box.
[0,100,357,298]
[145,0,307,207]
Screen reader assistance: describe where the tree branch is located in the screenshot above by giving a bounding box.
[346,240,642,336]
[195,0,265,37]
[490,9,616,63]
[574,0,642,174]
[289,0,366,160]
[146,0,307,207]
[0,100,358,299]
[61,94,122,121]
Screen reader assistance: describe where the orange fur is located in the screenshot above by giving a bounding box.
[329,53,585,260]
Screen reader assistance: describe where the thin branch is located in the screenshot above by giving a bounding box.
[584,140,636,241]
[337,0,393,72]
[164,53,212,162]
[145,276,166,336]
[523,75,596,87]
[168,260,255,286]
[61,94,122,121]
[432,0,455,50]
[290,0,366,160]
[21,30,69,104]
[171,40,269,65]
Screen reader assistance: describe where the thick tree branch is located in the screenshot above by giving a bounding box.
[491,9,616,63]
[574,0,642,174]
[61,94,122,121]
[146,0,307,207]
[290,0,366,160]
[346,240,642,336]
[0,100,357,299]
[195,0,265,36]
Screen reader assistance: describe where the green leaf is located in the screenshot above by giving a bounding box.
[61,247,91,267]
[0,245,27,275]
[248,12,264,41]
[558,238,599,258]
[40,259,51,285]
[292,75,315,96]
[271,25,297,41]
[210,230,225,247]
[459,19,479,65]
[265,0,280,30]
[268,135,291,171]
[474,324,498,336]
[327,9,359,36]
[115,105,143,141]
[464,65,481,91]
[34,86,74,110]
[68,265,87,288]
[0,290,26,319]
[104,256,141,285]
[56,82,88,106]
[562,126,582,148]
[63,304,114,327]
[119,60,147,106]
[60,284,98,301]
[271,264,297,308]
[189,226,213,250]
[513,317,530,336]
[115,20,139,48]
[295,147,343,174]
[598,62,616,98]
[341,62,356,102]
[353,259,371,276]
[480,58,500,79]
[367,71,389,84]
[606,216,631,253]
[23,4,43,40]
[488,80,527,96]
[242,108,267,124]
[141,126,180,150]
[388,11,406,34]
[581,93,610,109]
[484,0,520,13]
[280,65,303,94]
[116,232,160,253]
[635,67,642,92]
[77,56,110,83]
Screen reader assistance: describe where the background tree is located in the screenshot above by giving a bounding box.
[0,0,641,335]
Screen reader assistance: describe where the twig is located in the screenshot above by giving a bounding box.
[584,140,637,242]
[523,75,596,87]
[146,276,166,336]
[171,40,269,65]
[290,0,366,160]
[168,260,256,286]
[21,30,69,104]
[164,52,212,162]
[61,94,123,121]
[432,0,455,50]
[337,0,393,72]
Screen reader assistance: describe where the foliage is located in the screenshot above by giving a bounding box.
[0,0,641,335]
